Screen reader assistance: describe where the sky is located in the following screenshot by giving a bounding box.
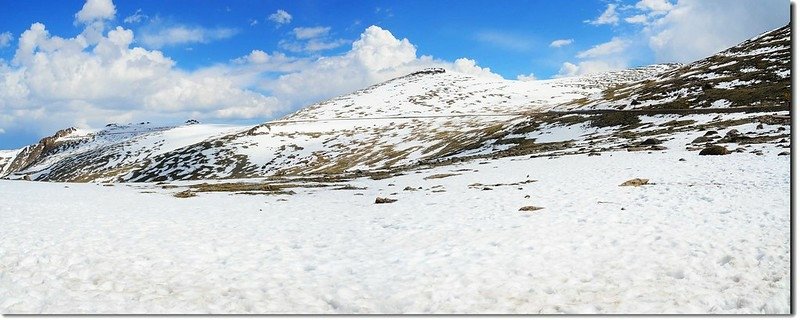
[0,0,790,149]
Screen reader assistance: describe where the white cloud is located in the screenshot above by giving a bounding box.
[268,9,292,25]
[280,26,348,53]
[249,19,259,27]
[0,32,12,48]
[0,20,281,136]
[586,4,619,26]
[123,9,148,24]
[636,0,674,13]
[293,27,330,40]
[138,25,238,48]
[625,14,648,24]
[556,60,626,78]
[75,0,116,24]
[549,39,574,48]
[262,26,501,107]
[0,14,499,139]
[576,37,628,59]
[647,0,789,63]
[516,73,537,81]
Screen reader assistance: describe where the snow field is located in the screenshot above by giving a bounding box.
[0,150,789,313]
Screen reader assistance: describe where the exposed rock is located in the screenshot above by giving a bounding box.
[650,146,668,151]
[704,130,718,137]
[692,136,710,144]
[403,186,416,191]
[375,197,398,204]
[725,129,741,138]
[778,151,790,156]
[756,123,764,130]
[699,145,729,155]
[519,206,544,212]
[641,138,662,145]
[678,158,687,161]
[620,178,649,187]
[174,190,196,198]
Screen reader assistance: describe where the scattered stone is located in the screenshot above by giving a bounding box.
[23,175,32,181]
[524,195,531,199]
[641,138,662,145]
[403,186,416,191]
[756,123,764,130]
[778,126,786,131]
[482,187,493,191]
[699,145,729,156]
[588,152,601,156]
[375,197,398,204]
[174,190,197,198]
[704,130,718,136]
[734,147,746,153]
[778,151,790,156]
[650,146,668,151]
[620,178,649,187]
[519,206,544,212]
[424,173,460,180]
[678,158,686,161]
[725,129,741,138]
[388,183,395,186]
[691,136,710,144]
[626,146,647,152]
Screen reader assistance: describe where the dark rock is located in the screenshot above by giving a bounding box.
[699,145,729,155]
[778,151,790,156]
[704,130,718,136]
[641,138,662,145]
[678,158,687,161]
[692,136,710,144]
[375,197,398,204]
[519,206,544,212]
[756,123,764,130]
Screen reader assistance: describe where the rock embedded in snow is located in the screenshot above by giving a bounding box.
[699,145,730,156]
[518,206,544,212]
[374,197,398,204]
[620,178,650,187]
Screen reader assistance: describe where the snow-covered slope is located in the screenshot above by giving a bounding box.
[572,24,790,110]
[0,25,789,182]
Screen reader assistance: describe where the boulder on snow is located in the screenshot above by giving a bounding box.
[375,197,398,204]
[519,206,544,212]
[699,145,729,155]
[641,138,662,145]
[620,178,649,187]
[691,136,711,144]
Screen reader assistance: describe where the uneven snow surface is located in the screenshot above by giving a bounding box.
[0,151,789,314]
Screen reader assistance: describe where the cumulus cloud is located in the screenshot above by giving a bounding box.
[75,0,116,24]
[0,1,499,141]
[262,26,501,107]
[0,20,280,137]
[549,39,574,48]
[138,25,238,48]
[0,32,12,48]
[586,4,619,26]
[268,9,292,25]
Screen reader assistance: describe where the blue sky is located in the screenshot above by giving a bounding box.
[0,0,790,148]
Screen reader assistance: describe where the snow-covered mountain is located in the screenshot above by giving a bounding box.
[0,24,789,183]
[571,25,790,110]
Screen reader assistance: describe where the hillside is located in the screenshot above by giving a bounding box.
[0,24,790,183]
